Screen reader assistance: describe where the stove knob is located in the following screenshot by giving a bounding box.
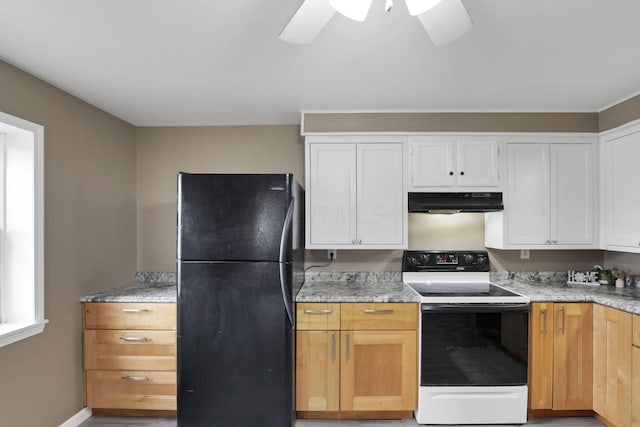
[477,255,487,265]
[406,256,418,268]
[463,254,474,264]
[420,254,431,264]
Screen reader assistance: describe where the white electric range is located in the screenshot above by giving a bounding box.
[402,250,530,425]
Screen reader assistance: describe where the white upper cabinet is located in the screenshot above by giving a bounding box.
[603,127,640,252]
[409,137,501,191]
[305,137,407,249]
[505,144,550,245]
[485,138,597,250]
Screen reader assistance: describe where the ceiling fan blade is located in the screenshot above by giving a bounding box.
[417,0,472,46]
[279,0,336,44]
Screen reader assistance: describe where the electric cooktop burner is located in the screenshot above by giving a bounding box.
[408,281,523,298]
[401,250,530,304]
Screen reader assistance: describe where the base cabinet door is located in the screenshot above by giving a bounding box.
[340,330,417,411]
[593,304,632,427]
[633,346,640,427]
[552,303,592,410]
[296,331,340,411]
[528,302,592,411]
[529,303,554,409]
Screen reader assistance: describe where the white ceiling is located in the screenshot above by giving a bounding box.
[1,0,640,126]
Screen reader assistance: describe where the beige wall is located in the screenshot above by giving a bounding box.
[0,60,137,426]
[136,125,304,271]
[605,252,640,275]
[305,213,604,272]
[303,112,599,133]
[599,93,640,131]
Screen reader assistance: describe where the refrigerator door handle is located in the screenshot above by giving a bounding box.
[278,198,295,325]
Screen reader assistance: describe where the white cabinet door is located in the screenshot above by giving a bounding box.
[307,143,357,246]
[306,140,407,249]
[550,144,594,245]
[409,138,500,191]
[357,143,404,245]
[506,144,550,245]
[410,139,455,188]
[606,131,640,249]
[457,140,500,188]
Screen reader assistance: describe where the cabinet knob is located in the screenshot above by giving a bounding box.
[460,171,465,176]
[357,239,362,244]
[449,171,454,176]
[351,239,356,244]
[551,240,558,244]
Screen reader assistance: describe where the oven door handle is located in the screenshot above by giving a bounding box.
[421,303,530,313]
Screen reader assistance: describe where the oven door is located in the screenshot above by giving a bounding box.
[420,303,529,387]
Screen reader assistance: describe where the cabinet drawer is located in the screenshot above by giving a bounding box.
[84,330,176,371]
[297,303,341,330]
[84,303,176,330]
[634,314,640,347]
[85,370,176,410]
[341,303,418,330]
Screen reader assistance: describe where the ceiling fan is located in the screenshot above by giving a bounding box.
[279,0,472,46]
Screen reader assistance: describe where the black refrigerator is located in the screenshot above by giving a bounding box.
[176,173,304,427]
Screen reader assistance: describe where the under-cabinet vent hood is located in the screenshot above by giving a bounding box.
[408,192,503,214]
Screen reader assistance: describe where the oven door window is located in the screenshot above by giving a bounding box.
[421,305,528,386]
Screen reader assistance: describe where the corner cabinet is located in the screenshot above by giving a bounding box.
[485,138,598,250]
[305,137,407,249]
[296,302,417,418]
[602,127,640,253]
[408,137,501,191]
[593,304,632,427]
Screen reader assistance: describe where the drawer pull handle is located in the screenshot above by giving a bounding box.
[121,308,150,313]
[119,336,149,342]
[303,309,332,314]
[363,309,395,314]
[121,375,149,382]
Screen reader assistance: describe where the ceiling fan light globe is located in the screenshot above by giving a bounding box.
[329,0,373,21]
[405,0,443,16]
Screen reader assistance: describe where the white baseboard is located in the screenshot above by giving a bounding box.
[59,407,92,427]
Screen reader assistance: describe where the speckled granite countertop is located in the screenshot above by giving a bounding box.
[295,281,420,303]
[492,279,640,315]
[79,281,176,303]
[79,271,640,315]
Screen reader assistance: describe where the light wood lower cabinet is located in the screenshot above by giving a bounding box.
[340,329,416,411]
[296,330,340,411]
[593,304,632,427]
[632,314,640,427]
[296,303,418,417]
[633,345,640,427]
[529,302,592,410]
[83,302,177,411]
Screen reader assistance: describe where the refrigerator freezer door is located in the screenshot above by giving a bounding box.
[177,261,294,427]
[177,173,292,262]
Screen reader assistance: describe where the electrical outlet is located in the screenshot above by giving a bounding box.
[327,250,337,260]
[520,249,530,260]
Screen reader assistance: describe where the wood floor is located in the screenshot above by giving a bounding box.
[79,416,604,426]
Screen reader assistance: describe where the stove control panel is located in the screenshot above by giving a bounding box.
[402,250,489,272]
